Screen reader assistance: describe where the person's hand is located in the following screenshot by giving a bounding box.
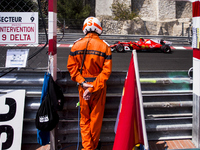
[82,82,93,90]
[83,89,92,100]
[81,82,93,100]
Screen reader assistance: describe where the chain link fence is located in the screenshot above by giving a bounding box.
[0,0,49,77]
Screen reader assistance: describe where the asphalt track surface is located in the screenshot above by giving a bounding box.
[57,47,193,71]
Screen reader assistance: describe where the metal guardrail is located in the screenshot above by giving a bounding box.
[39,33,192,46]
[0,70,193,146]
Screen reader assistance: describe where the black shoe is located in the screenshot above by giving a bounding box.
[96,140,101,150]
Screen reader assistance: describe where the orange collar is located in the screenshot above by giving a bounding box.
[85,32,99,38]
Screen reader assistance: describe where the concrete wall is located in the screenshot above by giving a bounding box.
[95,0,113,16]
[132,0,158,21]
[95,0,131,17]
[96,0,192,36]
[158,0,176,21]
[176,1,192,19]
[96,0,192,20]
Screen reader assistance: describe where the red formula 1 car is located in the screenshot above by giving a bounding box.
[110,38,172,53]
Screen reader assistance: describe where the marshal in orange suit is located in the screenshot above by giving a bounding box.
[67,17,112,150]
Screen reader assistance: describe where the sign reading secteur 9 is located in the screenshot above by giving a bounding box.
[0,12,38,44]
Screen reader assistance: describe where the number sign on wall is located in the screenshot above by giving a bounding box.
[0,90,26,150]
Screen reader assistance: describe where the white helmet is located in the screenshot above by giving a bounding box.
[83,17,102,35]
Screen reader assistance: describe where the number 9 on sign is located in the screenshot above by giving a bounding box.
[2,34,6,41]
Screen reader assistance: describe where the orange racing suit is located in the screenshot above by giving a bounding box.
[67,32,112,150]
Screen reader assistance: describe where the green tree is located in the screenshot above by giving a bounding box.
[110,1,138,21]
[40,0,48,17]
[57,0,91,20]
[57,0,91,29]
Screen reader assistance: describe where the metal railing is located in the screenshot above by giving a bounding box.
[46,33,192,46]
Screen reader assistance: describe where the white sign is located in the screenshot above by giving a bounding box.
[0,90,26,150]
[0,12,38,44]
[5,49,29,68]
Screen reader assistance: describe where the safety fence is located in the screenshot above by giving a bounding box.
[0,0,49,75]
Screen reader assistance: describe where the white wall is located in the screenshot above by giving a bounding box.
[95,0,113,16]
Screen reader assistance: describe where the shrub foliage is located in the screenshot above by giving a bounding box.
[110,1,138,21]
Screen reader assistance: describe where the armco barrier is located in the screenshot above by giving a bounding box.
[0,70,193,146]
[49,33,192,46]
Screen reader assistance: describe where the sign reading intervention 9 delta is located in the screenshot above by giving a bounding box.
[0,12,38,44]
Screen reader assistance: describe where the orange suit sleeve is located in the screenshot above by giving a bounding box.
[67,46,85,84]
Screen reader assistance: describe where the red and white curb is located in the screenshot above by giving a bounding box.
[0,44,192,50]
[171,46,193,50]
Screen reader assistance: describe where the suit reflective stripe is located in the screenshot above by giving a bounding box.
[70,50,112,60]
[105,55,112,60]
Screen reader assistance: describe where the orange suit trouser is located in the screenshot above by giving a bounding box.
[78,84,107,150]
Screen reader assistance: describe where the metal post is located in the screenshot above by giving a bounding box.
[64,19,65,34]
[192,0,200,148]
[188,22,192,44]
[182,22,184,36]
[48,0,58,149]
[188,23,191,38]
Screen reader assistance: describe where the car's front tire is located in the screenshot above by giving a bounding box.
[161,45,171,53]
[116,44,125,52]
